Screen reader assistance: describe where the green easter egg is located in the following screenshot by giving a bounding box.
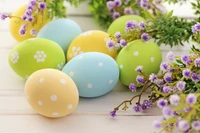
[8,38,65,79]
[116,39,162,86]
[107,15,145,35]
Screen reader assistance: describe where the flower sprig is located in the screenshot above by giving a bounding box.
[153,93,200,133]
[110,44,200,117]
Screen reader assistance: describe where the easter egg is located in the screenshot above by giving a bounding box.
[8,38,65,79]
[107,15,145,35]
[62,52,119,98]
[116,40,162,86]
[37,18,82,54]
[25,69,79,118]
[67,30,117,61]
[9,4,50,42]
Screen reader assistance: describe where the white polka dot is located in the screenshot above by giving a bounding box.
[87,83,92,88]
[39,78,44,83]
[72,47,76,52]
[78,56,83,59]
[109,80,113,84]
[52,112,59,116]
[51,95,57,101]
[60,79,66,84]
[120,64,123,69]
[77,47,81,52]
[68,104,73,109]
[151,57,155,62]
[73,52,78,57]
[79,51,84,54]
[98,62,103,67]
[134,51,139,56]
[69,72,74,77]
[38,100,43,106]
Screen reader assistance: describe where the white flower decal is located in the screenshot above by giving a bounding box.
[80,31,93,36]
[57,62,64,70]
[69,46,84,59]
[34,51,47,62]
[11,51,19,64]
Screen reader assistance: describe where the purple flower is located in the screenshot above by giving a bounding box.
[162,106,173,119]
[27,4,34,11]
[30,29,37,36]
[124,7,133,14]
[152,120,162,129]
[162,86,171,94]
[181,54,191,65]
[0,13,8,20]
[160,62,170,72]
[119,39,127,47]
[106,39,115,49]
[138,21,146,30]
[166,51,174,61]
[164,73,172,83]
[149,73,157,82]
[38,2,46,10]
[114,0,122,7]
[19,29,26,36]
[108,8,115,14]
[135,65,143,73]
[133,10,139,15]
[191,73,200,82]
[133,105,142,112]
[28,16,34,22]
[21,14,27,20]
[176,81,186,91]
[136,0,141,3]
[136,75,145,84]
[195,22,200,31]
[25,9,33,16]
[157,99,167,108]
[110,110,116,117]
[194,57,200,67]
[125,20,137,31]
[114,32,121,39]
[129,83,137,92]
[140,0,148,9]
[142,100,153,110]
[106,1,115,8]
[169,94,180,106]
[21,24,28,29]
[192,25,197,33]
[141,33,149,42]
[30,0,36,6]
[155,79,164,87]
[182,69,191,78]
[178,120,190,132]
[112,12,121,19]
[192,121,200,131]
[186,94,197,104]
[184,106,191,112]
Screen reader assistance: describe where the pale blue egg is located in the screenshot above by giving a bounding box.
[37,18,82,54]
[62,52,119,98]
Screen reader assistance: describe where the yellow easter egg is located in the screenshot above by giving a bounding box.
[9,4,50,42]
[25,69,79,118]
[67,30,117,61]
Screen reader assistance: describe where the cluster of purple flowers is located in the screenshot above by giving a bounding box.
[192,22,200,33]
[153,93,200,132]
[137,0,149,9]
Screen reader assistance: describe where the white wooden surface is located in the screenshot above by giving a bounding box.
[0,1,195,133]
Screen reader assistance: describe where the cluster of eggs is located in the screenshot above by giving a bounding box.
[8,5,162,118]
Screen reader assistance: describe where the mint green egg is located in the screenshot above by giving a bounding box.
[107,15,145,35]
[116,40,162,86]
[8,38,65,79]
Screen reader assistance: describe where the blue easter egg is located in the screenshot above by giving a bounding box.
[62,52,119,98]
[37,18,82,54]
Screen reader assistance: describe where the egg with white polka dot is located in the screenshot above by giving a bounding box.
[25,69,79,118]
[62,52,119,98]
[116,39,162,86]
[66,30,117,61]
[8,38,65,79]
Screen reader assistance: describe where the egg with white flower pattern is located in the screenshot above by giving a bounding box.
[62,52,119,98]
[8,38,65,79]
[107,15,145,35]
[116,39,162,86]
[66,30,117,61]
[25,69,79,118]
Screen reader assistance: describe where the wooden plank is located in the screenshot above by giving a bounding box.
[0,115,161,133]
[0,90,162,116]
